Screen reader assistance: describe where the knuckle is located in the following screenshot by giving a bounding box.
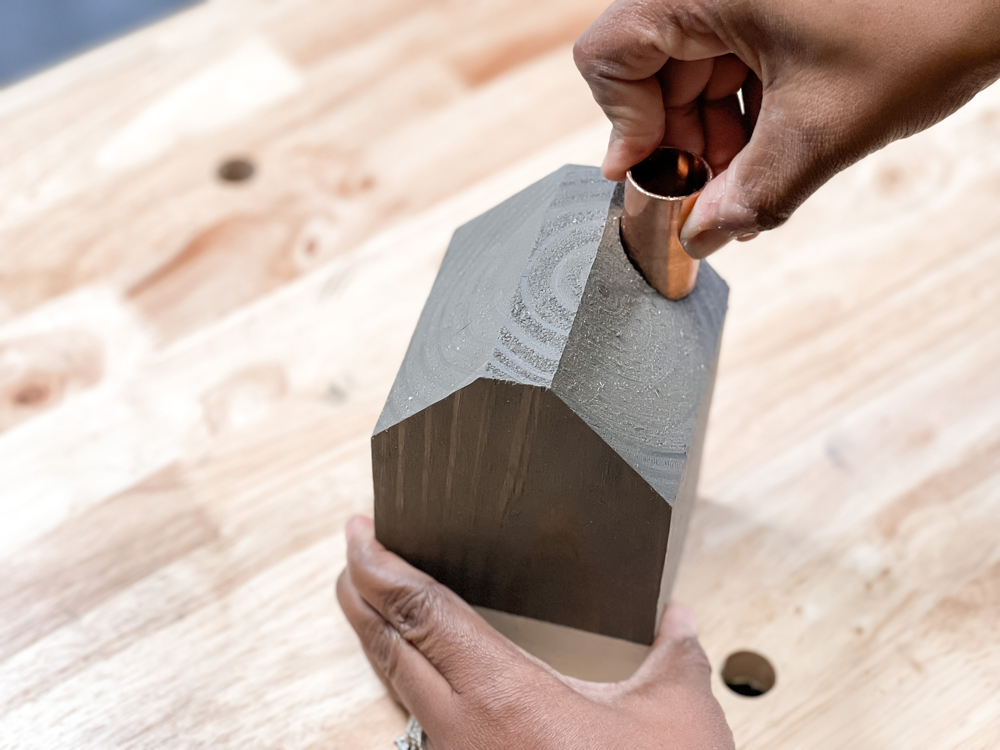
[382,581,438,638]
[574,5,664,80]
[364,616,405,681]
[748,200,792,231]
[632,15,668,55]
[573,36,618,82]
[735,169,796,231]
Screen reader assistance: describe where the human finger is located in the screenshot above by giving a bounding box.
[657,57,713,155]
[680,86,822,258]
[701,55,750,173]
[336,562,452,729]
[702,54,749,101]
[574,0,729,180]
[626,603,713,693]
[345,516,529,696]
[702,93,747,174]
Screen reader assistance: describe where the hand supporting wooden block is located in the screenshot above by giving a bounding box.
[372,165,728,678]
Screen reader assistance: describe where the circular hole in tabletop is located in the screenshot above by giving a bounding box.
[217,158,256,183]
[721,650,776,697]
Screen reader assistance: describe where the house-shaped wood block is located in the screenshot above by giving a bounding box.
[373,165,727,676]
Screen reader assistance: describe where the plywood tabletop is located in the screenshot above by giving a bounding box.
[1,1,998,748]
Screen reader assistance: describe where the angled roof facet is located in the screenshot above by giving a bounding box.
[374,164,728,508]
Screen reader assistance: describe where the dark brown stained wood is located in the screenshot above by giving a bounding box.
[373,165,728,645]
[4,0,999,741]
[373,379,670,642]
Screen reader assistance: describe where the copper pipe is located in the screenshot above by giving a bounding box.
[620,148,712,300]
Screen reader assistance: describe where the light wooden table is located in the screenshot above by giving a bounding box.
[1,1,998,748]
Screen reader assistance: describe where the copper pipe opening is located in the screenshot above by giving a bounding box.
[621,148,712,300]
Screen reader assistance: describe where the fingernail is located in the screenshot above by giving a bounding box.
[345,514,373,542]
[681,228,735,259]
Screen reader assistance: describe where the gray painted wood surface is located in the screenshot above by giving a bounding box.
[373,165,728,645]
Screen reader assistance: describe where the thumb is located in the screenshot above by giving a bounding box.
[627,603,713,692]
[626,604,735,750]
[680,91,826,258]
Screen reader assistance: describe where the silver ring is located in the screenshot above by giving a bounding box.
[394,716,427,750]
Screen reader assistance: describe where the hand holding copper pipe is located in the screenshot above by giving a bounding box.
[621,148,711,300]
[576,0,1000,259]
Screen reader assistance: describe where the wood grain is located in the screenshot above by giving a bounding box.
[1,0,999,747]
[373,167,725,645]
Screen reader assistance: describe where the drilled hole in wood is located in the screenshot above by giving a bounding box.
[218,158,255,183]
[722,651,775,697]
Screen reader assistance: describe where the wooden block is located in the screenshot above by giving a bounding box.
[373,165,727,669]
